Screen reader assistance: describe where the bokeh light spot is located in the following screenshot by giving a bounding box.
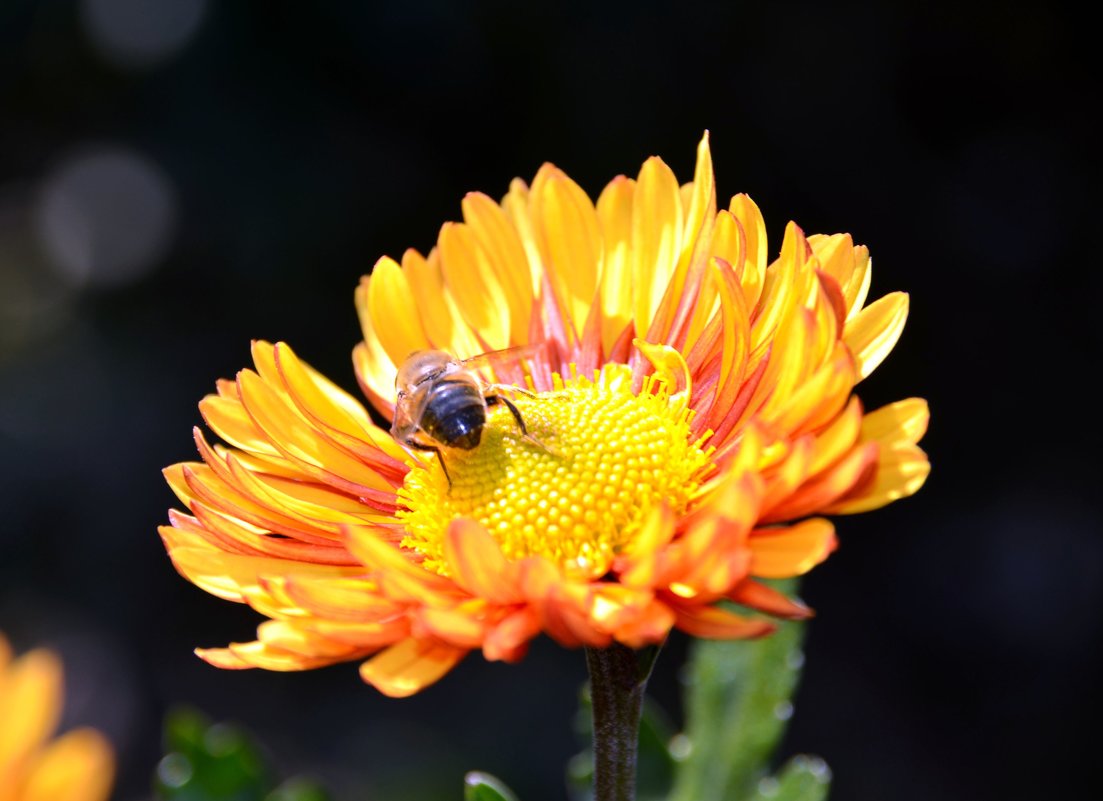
[35,148,177,288]
[81,0,207,69]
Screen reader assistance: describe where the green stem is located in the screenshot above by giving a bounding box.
[584,642,660,801]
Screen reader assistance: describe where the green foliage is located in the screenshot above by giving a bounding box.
[155,707,333,801]
[464,771,521,801]
[747,756,831,801]
[668,581,832,801]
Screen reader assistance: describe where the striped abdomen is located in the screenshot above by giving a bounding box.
[420,377,487,450]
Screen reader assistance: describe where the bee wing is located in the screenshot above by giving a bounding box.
[390,387,433,443]
[459,343,550,386]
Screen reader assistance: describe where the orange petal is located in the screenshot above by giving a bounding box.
[0,649,62,769]
[194,647,252,669]
[167,545,360,603]
[256,620,362,660]
[282,575,400,621]
[222,640,338,671]
[417,606,489,649]
[442,519,521,604]
[21,728,115,801]
[519,559,609,648]
[729,579,813,620]
[612,598,676,648]
[671,603,775,639]
[749,518,837,579]
[760,442,876,524]
[482,609,540,663]
[358,639,467,697]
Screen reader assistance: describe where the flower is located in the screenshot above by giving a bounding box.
[161,133,929,697]
[0,633,115,801]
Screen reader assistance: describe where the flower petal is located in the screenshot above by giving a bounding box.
[632,156,684,328]
[443,519,522,604]
[844,291,909,381]
[0,650,62,769]
[749,518,837,578]
[359,639,468,697]
[21,729,114,801]
[670,603,774,639]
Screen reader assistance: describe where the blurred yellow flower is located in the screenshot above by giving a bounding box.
[0,634,114,801]
[161,133,929,696]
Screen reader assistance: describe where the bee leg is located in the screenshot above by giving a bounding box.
[487,394,529,435]
[407,440,452,488]
[487,395,557,456]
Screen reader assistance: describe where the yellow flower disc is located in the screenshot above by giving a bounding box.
[397,364,713,578]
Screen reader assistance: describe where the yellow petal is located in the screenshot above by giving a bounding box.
[632,156,684,328]
[273,342,409,465]
[198,394,278,457]
[256,620,360,660]
[439,222,512,350]
[595,176,637,351]
[236,369,394,493]
[846,246,872,320]
[219,640,337,671]
[828,444,930,514]
[367,256,430,366]
[728,193,767,311]
[532,170,602,337]
[680,133,717,269]
[861,397,930,445]
[844,291,909,381]
[353,278,398,415]
[462,192,535,343]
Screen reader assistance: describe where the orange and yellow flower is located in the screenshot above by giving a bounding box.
[0,634,114,801]
[160,133,929,697]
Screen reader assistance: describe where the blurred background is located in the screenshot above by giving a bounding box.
[1,1,1098,799]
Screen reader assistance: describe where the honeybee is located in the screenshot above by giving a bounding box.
[391,349,538,486]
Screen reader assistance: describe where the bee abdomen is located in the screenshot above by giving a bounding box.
[421,380,486,449]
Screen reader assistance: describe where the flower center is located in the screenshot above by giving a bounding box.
[397,364,713,578]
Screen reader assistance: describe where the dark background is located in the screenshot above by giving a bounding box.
[1,2,1099,800]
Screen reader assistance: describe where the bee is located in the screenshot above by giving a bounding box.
[391,349,539,487]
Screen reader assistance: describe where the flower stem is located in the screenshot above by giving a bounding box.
[584,642,660,801]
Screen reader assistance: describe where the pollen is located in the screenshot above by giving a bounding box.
[397,364,713,578]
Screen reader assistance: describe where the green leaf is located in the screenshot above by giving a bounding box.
[748,755,832,801]
[156,708,272,801]
[156,706,336,801]
[464,771,521,801]
[668,580,816,801]
[265,777,334,801]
